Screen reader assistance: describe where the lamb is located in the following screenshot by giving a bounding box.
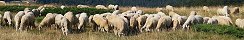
[14,11,25,31]
[3,11,13,26]
[38,13,56,30]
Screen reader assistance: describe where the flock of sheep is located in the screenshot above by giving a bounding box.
[0,4,242,37]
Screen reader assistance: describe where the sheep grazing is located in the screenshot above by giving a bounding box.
[217,6,230,17]
[182,11,197,30]
[92,14,109,32]
[61,5,65,9]
[88,15,99,31]
[19,12,35,31]
[77,5,89,8]
[64,12,79,29]
[77,13,88,31]
[96,5,108,9]
[212,16,233,25]
[55,14,64,29]
[156,16,172,31]
[141,14,161,32]
[137,15,148,32]
[230,7,240,15]
[106,14,127,37]
[235,19,244,28]
[3,11,13,26]
[203,17,210,23]
[60,17,69,35]
[203,6,210,12]
[166,5,174,12]
[38,13,56,30]
[14,11,25,31]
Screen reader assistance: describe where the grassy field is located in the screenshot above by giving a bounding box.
[0,5,244,40]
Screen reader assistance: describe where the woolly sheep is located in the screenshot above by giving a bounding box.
[14,11,25,31]
[88,15,99,31]
[156,16,172,31]
[77,13,88,31]
[77,5,89,8]
[64,12,79,29]
[38,13,56,30]
[235,19,244,28]
[106,14,127,37]
[60,17,69,35]
[217,6,230,17]
[212,16,233,25]
[131,7,138,13]
[166,5,174,11]
[230,7,240,15]
[93,14,109,32]
[3,11,13,26]
[55,14,64,28]
[19,12,35,31]
[182,11,197,30]
[141,14,161,32]
[203,6,210,12]
[96,5,108,9]
[137,15,148,32]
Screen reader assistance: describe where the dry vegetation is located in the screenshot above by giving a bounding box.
[0,5,244,40]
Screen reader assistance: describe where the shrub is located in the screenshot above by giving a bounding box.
[0,5,38,12]
[192,24,244,38]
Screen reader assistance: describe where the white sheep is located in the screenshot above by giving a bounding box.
[93,14,109,32]
[19,12,35,31]
[77,13,88,31]
[131,7,138,13]
[55,14,64,29]
[182,11,197,30]
[95,5,108,9]
[217,6,230,17]
[212,16,233,25]
[137,15,148,32]
[61,5,65,9]
[75,14,80,18]
[156,16,172,31]
[60,17,69,35]
[38,13,56,30]
[203,6,210,12]
[3,11,13,26]
[166,5,174,11]
[77,5,89,8]
[235,19,244,28]
[106,14,127,37]
[141,14,161,32]
[64,12,79,29]
[14,11,25,31]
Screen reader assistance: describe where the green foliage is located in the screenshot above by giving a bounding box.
[192,24,244,38]
[0,5,38,12]
[35,16,45,23]
[41,7,113,16]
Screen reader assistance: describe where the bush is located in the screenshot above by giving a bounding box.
[192,24,244,38]
[0,5,38,12]
[41,7,113,16]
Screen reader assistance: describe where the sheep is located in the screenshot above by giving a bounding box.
[230,7,240,15]
[131,7,138,13]
[203,6,210,12]
[24,8,31,13]
[235,19,244,28]
[88,15,99,31]
[106,14,127,37]
[156,16,172,31]
[3,11,13,26]
[129,14,140,33]
[194,15,204,24]
[157,12,166,16]
[182,11,197,30]
[77,5,89,8]
[212,16,233,25]
[60,17,69,35]
[141,14,161,32]
[61,5,65,9]
[77,13,89,31]
[207,18,218,24]
[203,17,210,23]
[55,14,64,29]
[95,5,107,9]
[217,6,230,17]
[38,13,56,30]
[14,11,25,31]
[19,12,35,31]
[166,5,174,12]
[93,14,109,32]
[64,12,79,29]
[32,9,41,17]
[108,4,119,10]
[112,10,120,15]
[137,15,148,32]
[136,10,143,15]
[168,11,182,30]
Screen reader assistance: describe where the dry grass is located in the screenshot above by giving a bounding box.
[0,26,242,40]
